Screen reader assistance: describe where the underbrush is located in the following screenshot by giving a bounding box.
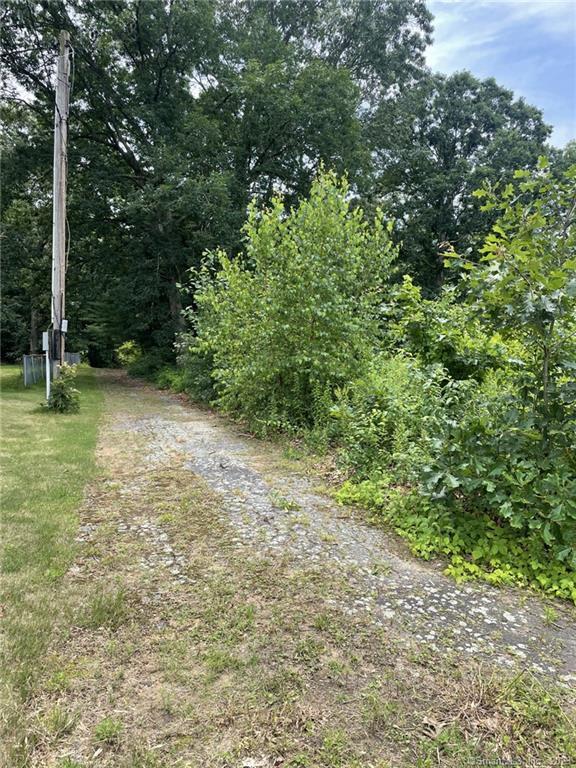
[337,481,576,602]
[330,352,576,602]
[115,339,215,403]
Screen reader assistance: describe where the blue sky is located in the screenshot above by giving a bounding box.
[426,0,576,146]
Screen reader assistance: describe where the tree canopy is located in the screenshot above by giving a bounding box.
[0,0,564,361]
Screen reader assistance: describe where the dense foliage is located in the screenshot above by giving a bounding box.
[180,165,576,600]
[424,162,576,558]
[3,0,568,364]
[185,173,395,430]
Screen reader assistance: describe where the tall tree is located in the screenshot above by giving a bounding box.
[2,1,552,360]
[2,0,432,360]
[368,71,551,290]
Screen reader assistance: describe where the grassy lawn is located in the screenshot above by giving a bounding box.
[0,364,103,765]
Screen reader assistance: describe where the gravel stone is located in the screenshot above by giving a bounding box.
[112,389,576,684]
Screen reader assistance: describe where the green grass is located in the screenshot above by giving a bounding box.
[81,585,129,630]
[0,364,103,764]
[94,715,123,744]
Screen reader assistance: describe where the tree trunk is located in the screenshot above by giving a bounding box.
[30,306,38,353]
[167,277,185,331]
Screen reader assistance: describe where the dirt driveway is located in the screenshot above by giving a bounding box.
[29,370,576,767]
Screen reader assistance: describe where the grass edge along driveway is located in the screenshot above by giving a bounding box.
[0,364,103,765]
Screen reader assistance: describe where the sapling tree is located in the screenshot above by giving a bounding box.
[184,171,396,429]
[426,161,576,559]
[464,159,576,445]
[45,363,80,413]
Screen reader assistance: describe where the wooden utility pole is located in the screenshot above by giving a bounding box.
[51,30,71,375]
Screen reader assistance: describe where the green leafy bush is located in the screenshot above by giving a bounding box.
[127,348,169,379]
[387,275,518,380]
[329,353,445,482]
[176,338,216,404]
[184,171,396,431]
[463,160,576,439]
[429,161,576,560]
[46,363,80,414]
[115,339,176,380]
[421,387,576,562]
[332,163,576,591]
[115,340,142,368]
[154,366,187,392]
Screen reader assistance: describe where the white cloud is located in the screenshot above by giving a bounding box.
[503,0,576,35]
[426,0,576,146]
[551,121,575,147]
[427,0,576,72]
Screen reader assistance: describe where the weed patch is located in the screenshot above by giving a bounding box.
[94,715,123,744]
[81,585,130,630]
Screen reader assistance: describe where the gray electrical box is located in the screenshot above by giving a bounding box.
[42,331,49,352]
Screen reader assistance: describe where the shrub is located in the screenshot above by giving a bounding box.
[154,366,186,392]
[456,161,576,443]
[176,336,216,403]
[115,340,175,379]
[432,161,576,560]
[115,340,142,368]
[329,353,446,482]
[386,275,519,380]
[185,171,396,430]
[333,165,576,590]
[46,363,80,413]
[127,348,168,378]
[421,383,576,563]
